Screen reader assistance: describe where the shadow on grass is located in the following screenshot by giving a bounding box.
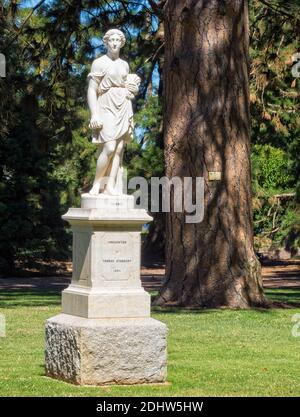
[1,288,299,311]
[0,289,61,308]
[151,289,300,314]
[265,289,300,308]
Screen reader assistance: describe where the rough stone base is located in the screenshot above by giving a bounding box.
[45,314,167,385]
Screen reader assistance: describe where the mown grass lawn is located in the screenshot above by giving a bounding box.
[0,287,299,396]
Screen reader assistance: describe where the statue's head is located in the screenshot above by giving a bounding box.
[103,29,126,53]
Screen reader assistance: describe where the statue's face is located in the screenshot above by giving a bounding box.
[107,34,122,54]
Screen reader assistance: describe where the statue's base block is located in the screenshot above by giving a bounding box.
[45,314,167,385]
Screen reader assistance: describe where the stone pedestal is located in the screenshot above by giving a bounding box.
[45,315,167,385]
[45,193,167,385]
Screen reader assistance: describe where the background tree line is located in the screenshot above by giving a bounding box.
[0,0,299,276]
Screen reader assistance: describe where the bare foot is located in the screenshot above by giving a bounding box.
[89,182,101,195]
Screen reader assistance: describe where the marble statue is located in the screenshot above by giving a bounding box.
[46,30,167,386]
[87,28,141,196]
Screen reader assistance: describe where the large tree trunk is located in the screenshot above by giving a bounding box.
[154,0,267,308]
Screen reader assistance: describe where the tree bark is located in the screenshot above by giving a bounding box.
[154,0,267,308]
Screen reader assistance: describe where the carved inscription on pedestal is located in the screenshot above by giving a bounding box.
[99,233,135,281]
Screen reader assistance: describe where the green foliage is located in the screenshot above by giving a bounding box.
[253,195,298,250]
[251,143,299,251]
[277,207,300,252]
[250,0,300,252]
[251,144,292,192]
[0,2,95,274]
[125,95,164,181]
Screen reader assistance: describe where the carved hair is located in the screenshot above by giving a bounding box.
[103,29,126,48]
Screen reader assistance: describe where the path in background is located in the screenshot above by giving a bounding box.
[0,260,299,293]
[141,260,300,291]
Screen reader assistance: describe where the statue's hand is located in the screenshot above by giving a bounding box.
[125,74,141,96]
[125,89,135,100]
[125,81,139,95]
[89,115,103,130]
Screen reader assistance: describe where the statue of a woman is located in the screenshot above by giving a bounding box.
[87,29,140,196]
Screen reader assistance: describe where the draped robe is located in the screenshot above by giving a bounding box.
[88,55,137,144]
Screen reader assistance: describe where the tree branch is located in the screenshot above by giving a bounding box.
[8,0,47,46]
[259,0,300,20]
